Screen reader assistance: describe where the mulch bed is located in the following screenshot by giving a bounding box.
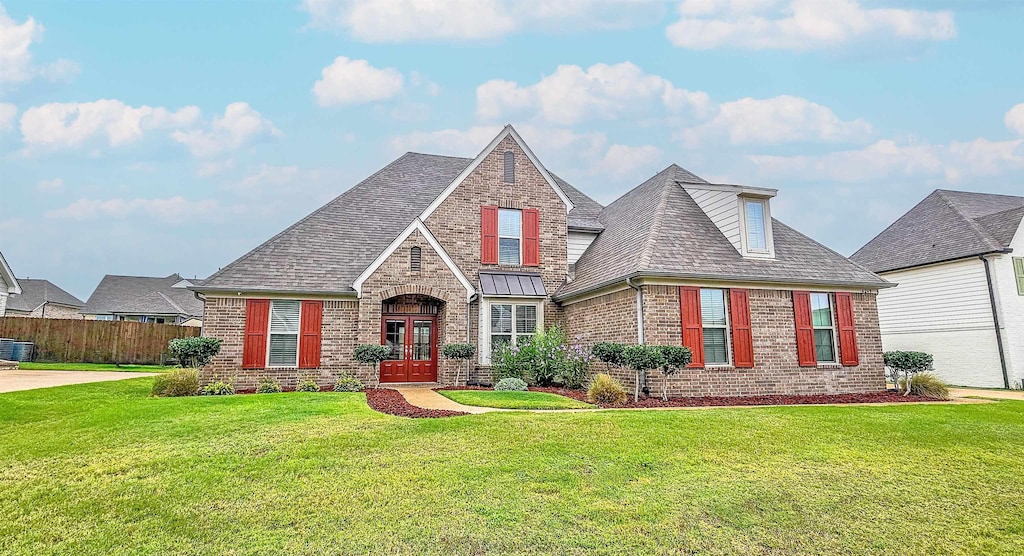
[364,388,468,418]
[439,385,937,408]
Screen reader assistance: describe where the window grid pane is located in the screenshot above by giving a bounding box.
[703,328,728,364]
[700,289,727,326]
[498,238,520,265]
[745,200,767,251]
[270,300,300,333]
[498,209,521,237]
[268,334,298,366]
[515,305,537,334]
[491,305,512,333]
[811,293,833,327]
[814,329,836,362]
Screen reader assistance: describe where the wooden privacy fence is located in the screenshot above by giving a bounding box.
[0,317,201,364]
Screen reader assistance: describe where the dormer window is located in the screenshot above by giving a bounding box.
[739,196,774,258]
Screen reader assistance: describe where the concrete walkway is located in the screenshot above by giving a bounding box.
[392,385,502,414]
[950,387,1024,401]
[0,370,158,393]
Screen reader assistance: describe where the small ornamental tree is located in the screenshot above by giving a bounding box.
[592,342,626,368]
[622,345,666,402]
[167,337,222,368]
[656,345,692,401]
[883,351,934,396]
[354,344,391,387]
[442,343,476,386]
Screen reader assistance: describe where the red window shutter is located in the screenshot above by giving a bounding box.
[792,291,817,367]
[523,208,540,266]
[242,299,269,369]
[481,205,498,265]
[729,289,754,368]
[835,292,859,366]
[680,286,704,368]
[299,300,323,369]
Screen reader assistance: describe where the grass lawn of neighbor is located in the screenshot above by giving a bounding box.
[15,362,171,372]
[1,378,1022,555]
[438,389,595,410]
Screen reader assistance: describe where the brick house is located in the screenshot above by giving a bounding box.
[194,126,891,396]
[5,278,84,319]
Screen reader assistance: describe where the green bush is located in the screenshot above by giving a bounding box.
[354,344,392,365]
[561,339,594,389]
[898,372,950,400]
[151,368,199,397]
[167,337,222,368]
[587,373,627,405]
[200,381,235,396]
[494,377,528,391]
[333,375,364,392]
[256,379,281,394]
[884,351,934,394]
[490,327,587,387]
[655,345,693,400]
[491,342,526,382]
[622,345,665,402]
[592,342,626,367]
[442,343,476,360]
[295,379,321,392]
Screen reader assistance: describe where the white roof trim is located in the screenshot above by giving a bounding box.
[352,218,476,301]
[0,251,21,295]
[419,124,575,221]
[684,182,778,198]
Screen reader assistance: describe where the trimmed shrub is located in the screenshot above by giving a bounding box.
[622,345,666,401]
[587,373,627,405]
[333,375,365,392]
[295,379,321,392]
[442,343,476,386]
[151,368,199,397]
[167,337,222,368]
[200,381,235,396]
[898,372,950,400]
[354,344,392,365]
[884,351,934,395]
[656,345,693,400]
[592,342,626,367]
[494,377,528,391]
[256,379,282,394]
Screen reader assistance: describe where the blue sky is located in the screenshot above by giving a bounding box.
[1,0,1022,300]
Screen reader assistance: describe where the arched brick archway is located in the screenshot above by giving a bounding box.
[378,284,449,301]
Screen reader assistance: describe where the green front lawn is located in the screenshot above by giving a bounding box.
[438,389,594,409]
[1,380,1022,555]
[16,362,171,372]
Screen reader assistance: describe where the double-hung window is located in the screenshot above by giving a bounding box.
[498,209,522,265]
[743,198,768,253]
[701,288,730,365]
[486,302,538,360]
[268,300,301,367]
[810,293,837,363]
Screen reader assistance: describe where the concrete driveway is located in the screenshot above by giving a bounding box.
[0,370,157,393]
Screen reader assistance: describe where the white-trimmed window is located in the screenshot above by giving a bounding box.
[810,293,837,363]
[701,288,730,365]
[481,299,542,363]
[268,300,301,367]
[498,209,522,265]
[743,198,768,253]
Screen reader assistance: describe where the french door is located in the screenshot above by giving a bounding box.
[379,315,437,383]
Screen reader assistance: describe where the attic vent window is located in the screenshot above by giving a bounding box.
[410,246,422,272]
[503,151,515,184]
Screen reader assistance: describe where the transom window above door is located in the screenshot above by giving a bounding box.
[498,209,522,265]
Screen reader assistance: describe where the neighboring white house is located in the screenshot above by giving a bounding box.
[852,189,1024,389]
[0,250,23,317]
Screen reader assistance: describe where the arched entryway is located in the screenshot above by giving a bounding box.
[380,294,444,383]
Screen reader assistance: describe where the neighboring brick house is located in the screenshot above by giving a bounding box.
[5,278,85,319]
[81,274,204,326]
[194,126,891,395]
[852,190,1024,389]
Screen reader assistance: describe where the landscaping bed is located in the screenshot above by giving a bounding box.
[365,388,468,418]
[447,386,938,408]
[435,389,594,410]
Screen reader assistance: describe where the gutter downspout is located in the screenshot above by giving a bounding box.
[192,290,206,336]
[626,277,649,395]
[980,255,1010,389]
[466,292,479,387]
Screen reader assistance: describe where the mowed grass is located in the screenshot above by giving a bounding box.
[16,362,171,372]
[1,380,1022,555]
[438,389,594,409]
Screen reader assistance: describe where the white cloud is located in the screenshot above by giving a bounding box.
[302,0,662,42]
[0,4,79,85]
[0,102,16,131]
[36,177,63,193]
[666,0,956,50]
[171,102,281,157]
[593,144,663,178]
[1005,103,1024,137]
[312,56,404,106]
[19,99,200,149]
[45,196,219,223]
[196,159,235,177]
[476,62,712,126]
[679,95,872,146]
[750,137,1024,183]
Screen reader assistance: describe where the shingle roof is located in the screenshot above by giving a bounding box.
[6,279,84,312]
[556,165,889,299]
[851,189,1024,273]
[201,152,603,294]
[81,274,204,317]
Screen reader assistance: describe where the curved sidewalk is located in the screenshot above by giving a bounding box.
[392,385,503,414]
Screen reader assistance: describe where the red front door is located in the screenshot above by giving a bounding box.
[380,315,437,383]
